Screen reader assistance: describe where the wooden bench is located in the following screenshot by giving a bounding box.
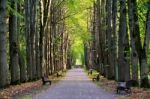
[88,69,93,75]
[92,73,100,81]
[116,80,138,94]
[42,76,51,85]
[116,81,131,94]
[56,72,63,78]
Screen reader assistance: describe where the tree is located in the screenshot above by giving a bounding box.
[9,0,20,84]
[18,2,27,83]
[39,0,51,76]
[25,0,32,80]
[145,2,150,58]
[0,0,8,88]
[128,0,139,83]
[112,0,118,80]
[118,0,130,81]
[140,2,150,87]
[128,0,149,87]
[30,0,37,80]
[106,0,115,79]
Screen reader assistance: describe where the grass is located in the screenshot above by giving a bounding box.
[84,69,99,77]
[22,96,31,99]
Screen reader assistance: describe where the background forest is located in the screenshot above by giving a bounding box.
[0,0,150,90]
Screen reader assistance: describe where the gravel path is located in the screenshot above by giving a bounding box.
[32,68,116,99]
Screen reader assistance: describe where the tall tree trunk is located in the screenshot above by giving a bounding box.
[128,0,139,82]
[112,0,118,80]
[0,0,8,88]
[100,0,106,76]
[140,5,150,87]
[39,0,51,76]
[118,0,130,81]
[25,0,33,80]
[36,2,41,79]
[106,0,115,79]
[144,2,150,56]
[9,0,20,84]
[92,2,96,69]
[17,3,27,82]
[30,0,37,80]
[18,49,27,82]
[127,0,149,87]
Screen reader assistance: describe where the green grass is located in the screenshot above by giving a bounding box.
[84,69,99,78]
[22,96,31,99]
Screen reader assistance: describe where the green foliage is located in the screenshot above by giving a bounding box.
[137,0,150,69]
[65,0,93,65]
[22,96,31,99]
[137,0,148,43]
[7,0,24,19]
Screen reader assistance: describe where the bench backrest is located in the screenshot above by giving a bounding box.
[96,74,100,79]
[118,80,137,88]
[42,77,45,81]
[42,76,48,81]
[118,82,126,87]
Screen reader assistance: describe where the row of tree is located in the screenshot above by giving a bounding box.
[85,0,150,88]
[0,0,71,88]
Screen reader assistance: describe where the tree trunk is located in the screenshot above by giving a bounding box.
[18,49,27,82]
[30,0,37,80]
[36,3,41,78]
[140,6,150,87]
[0,0,8,88]
[144,5,150,56]
[9,0,20,84]
[118,0,130,81]
[106,0,115,79]
[128,0,139,82]
[112,0,118,80]
[99,0,106,76]
[127,0,149,87]
[39,0,51,76]
[17,3,27,82]
[25,0,33,80]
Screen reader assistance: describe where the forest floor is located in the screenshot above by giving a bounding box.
[0,71,66,99]
[87,70,150,99]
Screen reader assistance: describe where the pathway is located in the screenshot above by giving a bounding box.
[32,68,116,99]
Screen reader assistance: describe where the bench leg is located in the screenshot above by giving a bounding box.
[43,82,46,85]
[92,78,96,81]
[116,89,119,94]
[126,89,131,94]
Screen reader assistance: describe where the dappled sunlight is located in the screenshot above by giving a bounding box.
[76,59,82,65]
[1,0,150,98]
[66,0,93,67]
